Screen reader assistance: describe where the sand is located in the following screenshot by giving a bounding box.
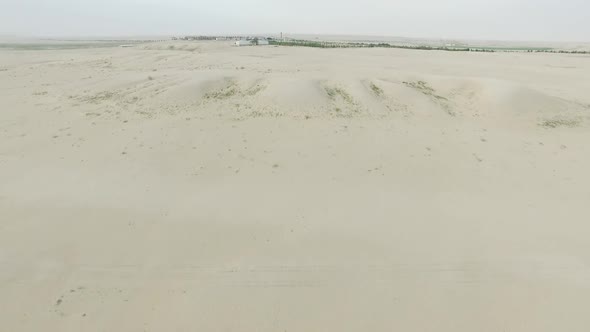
[1,41,590,331]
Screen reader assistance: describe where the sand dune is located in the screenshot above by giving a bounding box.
[1,41,590,331]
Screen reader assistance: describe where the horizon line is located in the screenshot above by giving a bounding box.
[1,33,589,45]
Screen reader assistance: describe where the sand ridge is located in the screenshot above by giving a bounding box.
[4,41,588,125]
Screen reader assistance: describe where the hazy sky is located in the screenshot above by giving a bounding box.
[1,0,588,41]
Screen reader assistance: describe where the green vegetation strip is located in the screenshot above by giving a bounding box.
[269,40,588,54]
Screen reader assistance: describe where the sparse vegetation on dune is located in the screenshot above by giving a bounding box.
[540,117,582,128]
[403,81,447,101]
[204,82,239,100]
[204,81,266,101]
[324,86,355,104]
[369,82,384,96]
[403,81,455,116]
[322,85,364,116]
[245,84,265,96]
[75,90,118,104]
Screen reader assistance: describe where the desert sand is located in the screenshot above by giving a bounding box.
[1,41,590,331]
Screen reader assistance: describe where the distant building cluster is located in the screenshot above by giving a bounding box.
[171,35,285,46]
[172,36,243,41]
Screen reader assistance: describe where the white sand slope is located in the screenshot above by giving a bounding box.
[1,41,590,331]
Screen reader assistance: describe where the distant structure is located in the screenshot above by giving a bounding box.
[234,38,270,46]
[235,40,252,46]
[171,35,272,46]
[174,35,243,41]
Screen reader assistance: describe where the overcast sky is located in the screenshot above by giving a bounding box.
[1,0,588,41]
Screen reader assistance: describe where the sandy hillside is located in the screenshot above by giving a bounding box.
[1,41,590,331]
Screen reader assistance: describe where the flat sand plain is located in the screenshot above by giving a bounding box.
[1,41,590,331]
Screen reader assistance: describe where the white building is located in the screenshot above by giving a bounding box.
[235,40,252,46]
